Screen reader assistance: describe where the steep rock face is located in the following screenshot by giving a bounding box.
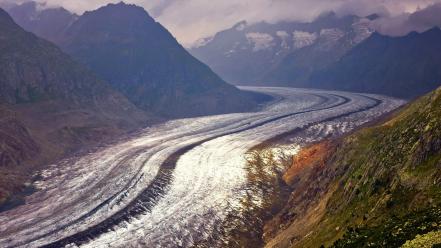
[59,2,262,118]
[310,28,441,99]
[190,12,375,85]
[265,86,441,247]
[0,8,149,206]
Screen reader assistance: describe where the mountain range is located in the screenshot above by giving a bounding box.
[7,2,441,100]
[190,12,376,85]
[191,12,441,99]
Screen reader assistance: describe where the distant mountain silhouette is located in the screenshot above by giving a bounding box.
[310,27,441,98]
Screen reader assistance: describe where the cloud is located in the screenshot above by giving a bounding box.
[142,0,441,46]
[373,2,441,36]
[1,0,441,46]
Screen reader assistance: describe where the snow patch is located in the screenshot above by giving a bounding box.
[276,31,290,49]
[292,31,318,49]
[317,28,345,49]
[246,32,275,52]
[191,36,214,48]
[352,18,374,44]
[319,28,345,41]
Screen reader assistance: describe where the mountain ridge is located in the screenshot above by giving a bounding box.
[190,13,374,85]
[310,27,441,99]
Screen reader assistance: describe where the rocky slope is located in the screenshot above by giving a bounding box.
[190,12,375,85]
[264,86,441,247]
[0,8,149,208]
[310,27,441,99]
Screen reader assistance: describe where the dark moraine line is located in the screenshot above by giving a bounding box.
[36,93,359,248]
[259,94,383,146]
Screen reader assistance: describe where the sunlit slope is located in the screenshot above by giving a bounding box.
[266,87,441,247]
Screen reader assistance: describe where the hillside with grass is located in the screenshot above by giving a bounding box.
[264,86,441,247]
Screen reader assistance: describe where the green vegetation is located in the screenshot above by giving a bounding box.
[263,87,441,248]
[332,208,441,247]
[402,230,441,248]
[309,87,441,247]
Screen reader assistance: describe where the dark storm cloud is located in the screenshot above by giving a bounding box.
[1,0,441,46]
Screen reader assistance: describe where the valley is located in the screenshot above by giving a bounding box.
[0,1,440,247]
[0,87,403,247]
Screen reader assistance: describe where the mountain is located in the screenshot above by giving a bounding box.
[189,12,375,85]
[6,1,77,44]
[57,2,263,118]
[310,27,441,99]
[264,86,441,247]
[0,8,148,208]
[4,1,265,118]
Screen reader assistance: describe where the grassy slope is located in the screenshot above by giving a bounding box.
[265,87,441,247]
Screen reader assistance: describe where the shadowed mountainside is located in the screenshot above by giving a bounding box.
[0,8,150,208]
[310,27,441,99]
[60,2,265,118]
[5,1,267,118]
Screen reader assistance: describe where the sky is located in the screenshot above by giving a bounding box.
[1,0,441,46]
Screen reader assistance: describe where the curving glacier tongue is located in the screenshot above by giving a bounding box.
[0,87,405,248]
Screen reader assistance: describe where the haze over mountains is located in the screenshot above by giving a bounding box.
[4,1,264,118]
[5,1,441,100]
[190,12,376,85]
[190,4,441,99]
